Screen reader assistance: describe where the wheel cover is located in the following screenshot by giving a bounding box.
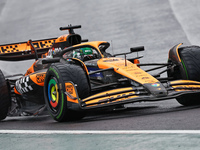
[48,78,59,109]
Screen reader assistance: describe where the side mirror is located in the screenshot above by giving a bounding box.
[130,46,145,53]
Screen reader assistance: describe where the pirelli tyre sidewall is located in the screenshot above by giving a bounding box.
[175,46,200,106]
[44,63,90,122]
[0,70,11,121]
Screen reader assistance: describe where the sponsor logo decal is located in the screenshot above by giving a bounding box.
[151,83,160,87]
[36,73,45,83]
[66,85,73,94]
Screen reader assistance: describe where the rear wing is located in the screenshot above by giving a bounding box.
[0,25,88,61]
[0,38,56,61]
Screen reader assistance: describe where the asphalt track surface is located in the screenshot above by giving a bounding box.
[1,0,200,149]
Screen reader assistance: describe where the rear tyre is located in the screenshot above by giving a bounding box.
[44,63,90,122]
[0,70,11,121]
[169,46,200,106]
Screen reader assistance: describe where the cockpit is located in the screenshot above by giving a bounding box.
[63,46,101,61]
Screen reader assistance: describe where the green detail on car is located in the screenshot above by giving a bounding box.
[49,67,59,79]
[56,92,64,120]
[181,59,188,79]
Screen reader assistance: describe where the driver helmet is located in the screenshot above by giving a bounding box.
[73,47,93,60]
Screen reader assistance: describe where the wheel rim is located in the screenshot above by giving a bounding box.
[48,78,59,111]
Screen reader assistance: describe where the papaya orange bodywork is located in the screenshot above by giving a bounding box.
[175,43,183,62]
[85,93,138,107]
[0,38,56,54]
[170,80,200,91]
[25,61,36,76]
[29,72,46,86]
[14,87,21,95]
[97,58,158,84]
[65,82,78,103]
[82,87,134,102]
[55,34,68,43]
[170,80,200,85]
[72,58,89,75]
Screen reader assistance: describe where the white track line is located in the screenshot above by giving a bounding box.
[1,130,200,134]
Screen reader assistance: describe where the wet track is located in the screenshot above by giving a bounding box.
[2,100,200,130]
[1,0,200,149]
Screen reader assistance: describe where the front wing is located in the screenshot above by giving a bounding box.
[65,80,200,110]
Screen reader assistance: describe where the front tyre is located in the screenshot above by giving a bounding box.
[177,46,200,106]
[176,94,200,106]
[0,70,11,121]
[168,45,200,106]
[44,63,90,122]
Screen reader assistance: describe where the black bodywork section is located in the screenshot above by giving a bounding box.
[167,43,187,80]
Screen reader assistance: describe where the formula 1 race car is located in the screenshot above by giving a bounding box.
[1,25,200,122]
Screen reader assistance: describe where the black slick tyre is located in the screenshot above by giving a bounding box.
[175,46,200,106]
[0,70,11,121]
[44,63,90,122]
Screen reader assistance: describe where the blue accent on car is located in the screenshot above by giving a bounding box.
[87,67,103,78]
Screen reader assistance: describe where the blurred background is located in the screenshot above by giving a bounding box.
[0,0,200,75]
